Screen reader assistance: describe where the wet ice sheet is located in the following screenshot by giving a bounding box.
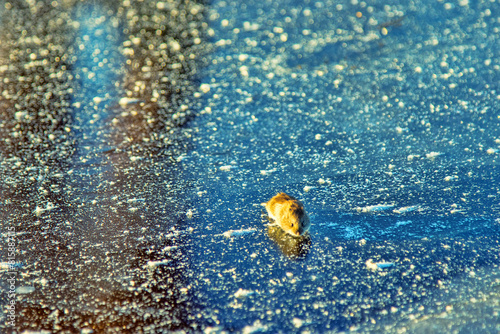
[182,0,500,332]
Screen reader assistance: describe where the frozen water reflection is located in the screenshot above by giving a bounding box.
[1,0,500,332]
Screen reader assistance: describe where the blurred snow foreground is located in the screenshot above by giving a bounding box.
[1,0,500,333]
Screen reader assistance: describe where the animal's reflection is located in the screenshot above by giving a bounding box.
[266,225,311,259]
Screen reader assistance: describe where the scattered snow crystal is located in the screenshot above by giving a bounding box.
[356,204,395,213]
[234,288,254,298]
[221,228,257,238]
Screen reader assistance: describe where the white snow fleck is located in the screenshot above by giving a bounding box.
[200,83,211,93]
[93,96,103,105]
[118,97,141,106]
[16,286,35,294]
[33,202,57,217]
[146,260,171,268]
[366,259,395,271]
[426,152,442,159]
[127,198,145,203]
[162,246,178,252]
[486,148,498,154]
[234,288,254,298]
[260,168,276,175]
[393,206,420,214]
[365,259,378,271]
[242,320,268,334]
[303,185,315,192]
[221,228,257,238]
[292,318,304,328]
[243,21,260,31]
[14,111,27,121]
[356,204,395,212]
[176,154,187,162]
[239,66,249,77]
[238,54,249,62]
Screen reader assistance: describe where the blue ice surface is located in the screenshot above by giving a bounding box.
[70,2,126,161]
[181,0,500,332]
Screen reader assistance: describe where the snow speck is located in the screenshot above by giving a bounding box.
[393,206,420,214]
[146,260,171,268]
[426,152,442,159]
[118,97,141,106]
[292,318,304,328]
[220,165,235,171]
[16,286,35,294]
[260,168,277,175]
[303,185,316,192]
[242,320,268,334]
[356,204,395,213]
[221,228,257,238]
[486,148,498,154]
[365,259,379,271]
[366,260,395,271]
[93,96,103,105]
[200,83,211,93]
[238,54,249,62]
[234,288,254,299]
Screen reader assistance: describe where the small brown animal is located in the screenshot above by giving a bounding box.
[264,193,311,237]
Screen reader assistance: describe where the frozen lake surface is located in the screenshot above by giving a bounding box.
[1,0,499,333]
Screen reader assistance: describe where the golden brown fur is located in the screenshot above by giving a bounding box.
[264,193,311,237]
